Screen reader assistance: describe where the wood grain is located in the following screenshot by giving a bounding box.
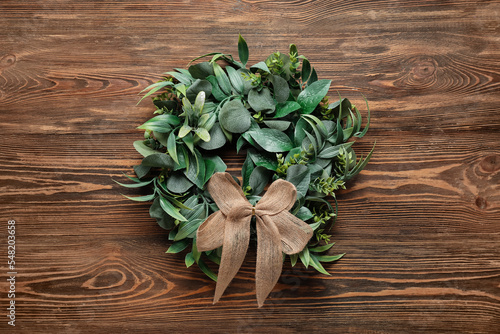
[1,0,499,333]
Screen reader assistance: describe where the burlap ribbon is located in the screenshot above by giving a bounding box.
[196,172,313,307]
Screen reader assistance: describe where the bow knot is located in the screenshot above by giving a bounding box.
[196,172,313,307]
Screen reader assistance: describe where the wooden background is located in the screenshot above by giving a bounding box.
[1,0,499,333]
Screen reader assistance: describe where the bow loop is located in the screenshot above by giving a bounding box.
[196,172,313,307]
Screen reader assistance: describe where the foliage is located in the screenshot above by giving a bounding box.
[120,35,374,280]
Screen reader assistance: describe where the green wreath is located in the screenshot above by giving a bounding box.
[118,35,374,280]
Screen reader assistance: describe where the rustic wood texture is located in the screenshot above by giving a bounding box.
[1,0,499,333]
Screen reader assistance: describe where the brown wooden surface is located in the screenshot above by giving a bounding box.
[1,1,499,333]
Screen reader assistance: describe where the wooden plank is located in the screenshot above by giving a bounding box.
[1,0,499,332]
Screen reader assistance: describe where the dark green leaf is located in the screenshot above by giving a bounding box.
[166,239,190,254]
[247,128,294,152]
[204,159,216,184]
[286,164,310,197]
[318,142,355,159]
[297,79,331,114]
[219,99,252,133]
[238,34,249,66]
[242,154,255,188]
[274,101,301,118]
[197,258,218,281]
[307,68,318,85]
[188,62,215,79]
[309,254,331,275]
[166,131,178,164]
[295,206,313,221]
[204,155,227,173]
[185,252,195,267]
[213,62,231,95]
[249,166,271,196]
[133,164,151,179]
[205,75,227,101]
[175,218,204,241]
[301,58,311,82]
[248,148,278,171]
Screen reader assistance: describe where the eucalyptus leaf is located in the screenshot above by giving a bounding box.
[186,79,212,101]
[271,75,290,103]
[166,173,193,194]
[248,87,275,112]
[219,99,252,133]
[263,120,291,132]
[188,62,214,79]
[250,61,270,73]
[205,75,227,101]
[142,153,175,169]
[248,148,278,171]
[198,122,226,150]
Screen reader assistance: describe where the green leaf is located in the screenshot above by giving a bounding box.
[297,79,331,114]
[263,120,291,132]
[247,128,294,152]
[318,142,355,159]
[308,243,335,253]
[249,166,271,196]
[301,58,311,82]
[188,62,215,79]
[307,68,318,85]
[122,193,155,202]
[242,154,255,188]
[133,140,159,157]
[219,99,252,133]
[213,62,232,95]
[185,252,195,267]
[186,80,212,102]
[167,131,179,164]
[138,81,174,104]
[205,75,228,101]
[286,164,310,197]
[184,150,206,189]
[182,133,195,153]
[238,34,249,66]
[150,197,175,229]
[316,253,345,262]
[248,87,275,112]
[247,148,278,171]
[165,70,193,85]
[166,173,193,194]
[295,206,313,221]
[309,254,331,275]
[290,253,298,267]
[204,159,216,184]
[271,75,290,103]
[160,196,188,221]
[113,178,154,188]
[274,101,301,118]
[133,164,151,179]
[194,127,211,142]
[142,153,175,168]
[137,114,181,133]
[226,66,244,94]
[166,239,190,254]
[175,218,204,241]
[198,122,226,150]
[197,258,217,281]
[250,61,270,73]
[178,124,192,138]
[204,155,227,173]
[299,247,310,268]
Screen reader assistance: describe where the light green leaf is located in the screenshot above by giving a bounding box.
[185,252,195,267]
[316,253,345,262]
[250,61,270,73]
[113,178,154,188]
[137,114,181,133]
[308,243,335,253]
[175,218,204,241]
[167,131,178,164]
[122,193,155,202]
[213,62,231,95]
[198,122,226,150]
[194,127,211,142]
[309,254,331,275]
[299,247,310,268]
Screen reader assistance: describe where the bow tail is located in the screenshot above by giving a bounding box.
[255,215,283,307]
[213,215,251,304]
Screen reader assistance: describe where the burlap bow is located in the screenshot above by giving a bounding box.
[196,172,313,307]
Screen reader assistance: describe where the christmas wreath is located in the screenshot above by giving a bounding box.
[118,35,374,306]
